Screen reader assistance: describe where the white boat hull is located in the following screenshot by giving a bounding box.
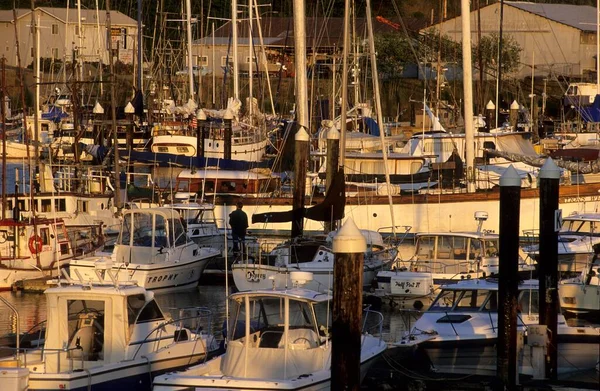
[0,141,35,159]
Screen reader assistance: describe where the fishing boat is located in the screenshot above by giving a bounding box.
[374,211,535,310]
[0,271,219,390]
[152,272,386,390]
[0,216,103,291]
[69,208,221,291]
[559,246,600,319]
[523,212,600,275]
[392,279,600,376]
[232,229,397,293]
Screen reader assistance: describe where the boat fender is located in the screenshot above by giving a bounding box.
[28,235,43,254]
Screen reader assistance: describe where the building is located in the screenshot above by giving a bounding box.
[0,7,138,67]
[423,1,597,79]
[192,17,401,78]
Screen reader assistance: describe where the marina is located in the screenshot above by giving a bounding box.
[0,0,600,389]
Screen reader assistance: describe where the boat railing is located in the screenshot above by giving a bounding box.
[0,345,92,373]
[377,225,413,247]
[361,305,384,344]
[131,306,214,360]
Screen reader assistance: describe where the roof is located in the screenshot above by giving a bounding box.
[195,17,410,48]
[178,168,274,180]
[416,231,498,240]
[124,207,182,220]
[230,288,332,303]
[0,7,136,26]
[45,281,149,297]
[506,2,597,32]
[439,278,538,291]
[563,212,600,222]
[169,202,216,211]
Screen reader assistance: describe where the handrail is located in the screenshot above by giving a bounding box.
[361,306,384,345]
[131,307,213,360]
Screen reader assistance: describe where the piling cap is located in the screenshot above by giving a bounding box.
[539,157,561,179]
[224,108,234,120]
[197,108,207,120]
[499,165,521,187]
[326,127,340,140]
[486,100,495,110]
[510,100,519,110]
[332,218,367,254]
[124,102,135,114]
[295,126,310,142]
[92,101,104,114]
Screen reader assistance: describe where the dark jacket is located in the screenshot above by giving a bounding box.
[229,209,249,236]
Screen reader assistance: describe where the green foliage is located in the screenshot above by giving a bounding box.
[374,33,412,77]
[473,33,522,75]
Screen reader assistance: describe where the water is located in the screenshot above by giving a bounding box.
[0,282,414,345]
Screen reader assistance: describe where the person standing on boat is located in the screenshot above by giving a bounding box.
[229,202,248,255]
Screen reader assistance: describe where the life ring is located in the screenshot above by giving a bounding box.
[28,235,43,254]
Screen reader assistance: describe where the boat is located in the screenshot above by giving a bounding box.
[175,167,281,198]
[232,229,397,293]
[559,246,600,320]
[0,216,103,290]
[152,272,386,390]
[169,201,260,278]
[392,279,600,377]
[374,211,535,310]
[69,207,221,291]
[0,272,219,390]
[523,212,600,276]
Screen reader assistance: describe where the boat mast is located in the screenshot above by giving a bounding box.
[106,0,121,210]
[1,57,5,220]
[461,0,475,193]
[232,0,239,101]
[31,4,40,191]
[95,0,104,96]
[339,0,351,166]
[185,0,195,99]
[248,0,253,118]
[365,0,396,236]
[137,0,143,92]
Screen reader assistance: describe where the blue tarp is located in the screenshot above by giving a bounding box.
[576,94,600,122]
[122,150,274,170]
[41,106,69,122]
[363,117,380,136]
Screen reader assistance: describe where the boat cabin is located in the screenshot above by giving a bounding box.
[171,202,220,238]
[114,208,192,265]
[222,288,331,379]
[175,169,280,197]
[560,214,600,238]
[412,232,499,276]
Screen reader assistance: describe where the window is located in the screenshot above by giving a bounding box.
[40,228,50,245]
[221,56,229,67]
[51,48,59,59]
[51,24,59,35]
[75,25,80,36]
[176,146,189,153]
[171,217,187,247]
[78,200,89,212]
[55,198,66,212]
[136,299,165,323]
[155,214,168,248]
[119,213,132,245]
[198,55,208,66]
[41,199,52,212]
[30,47,34,57]
[127,294,146,336]
[67,299,105,361]
[157,146,168,153]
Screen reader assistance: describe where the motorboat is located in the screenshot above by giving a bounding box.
[152,272,386,390]
[232,229,397,293]
[0,272,219,390]
[0,216,103,290]
[374,211,535,310]
[523,212,600,276]
[559,251,600,320]
[392,279,600,377]
[174,168,281,199]
[169,201,259,277]
[69,208,220,291]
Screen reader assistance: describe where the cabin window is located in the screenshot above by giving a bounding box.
[469,239,482,259]
[436,236,455,259]
[56,224,68,242]
[482,291,498,311]
[455,290,488,309]
[127,294,147,336]
[176,147,189,153]
[204,181,215,193]
[176,180,189,192]
[198,55,208,66]
[77,200,89,212]
[41,199,52,212]
[221,56,229,67]
[429,289,456,309]
[518,290,539,315]
[483,239,498,257]
[132,213,154,247]
[416,236,435,260]
[54,198,66,212]
[40,228,50,245]
[136,299,165,323]
[171,217,187,246]
[67,299,105,361]
[119,214,132,245]
[154,214,168,248]
[157,146,168,153]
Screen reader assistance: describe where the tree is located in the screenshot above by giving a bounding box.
[473,33,522,77]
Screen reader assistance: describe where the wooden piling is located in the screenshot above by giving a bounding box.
[224,109,233,160]
[197,109,206,159]
[539,157,560,380]
[332,218,366,391]
[324,123,340,233]
[510,100,519,132]
[485,100,495,132]
[497,165,521,388]
[292,126,309,238]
